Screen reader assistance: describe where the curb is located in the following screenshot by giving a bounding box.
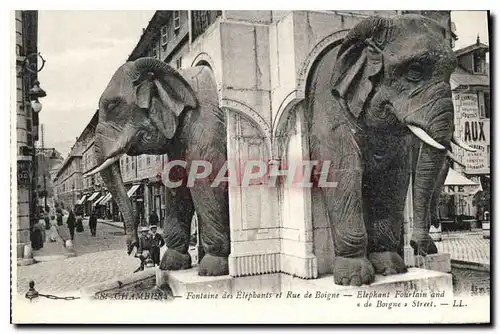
[451,259,490,272]
[80,267,156,299]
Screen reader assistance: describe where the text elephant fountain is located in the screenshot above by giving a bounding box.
[88,14,474,285]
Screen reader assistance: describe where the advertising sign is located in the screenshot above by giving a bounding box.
[454,93,490,174]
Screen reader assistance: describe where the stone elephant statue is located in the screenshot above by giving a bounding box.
[87,58,230,276]
[305,14,473,286]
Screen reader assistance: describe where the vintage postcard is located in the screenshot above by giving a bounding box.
[11,9,491,324]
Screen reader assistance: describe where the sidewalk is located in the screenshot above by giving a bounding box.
[99,219,165,235]
[32,228,75,262]
[437,230,490,270]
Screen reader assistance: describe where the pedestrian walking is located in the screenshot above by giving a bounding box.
[149,210,159,226]
[149,225,165,266]
[47,215,59,242]
[32,214,45,250]
[89,210,98,237]
[56,207,63,226]
[67,209,76,241]
[75,205,84,233]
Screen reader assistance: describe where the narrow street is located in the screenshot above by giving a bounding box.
[16,219,138,296]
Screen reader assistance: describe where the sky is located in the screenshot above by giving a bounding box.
[37,10,489,157]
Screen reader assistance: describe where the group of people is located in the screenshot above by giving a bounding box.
[135,221,165,272]
[31,206,101,250]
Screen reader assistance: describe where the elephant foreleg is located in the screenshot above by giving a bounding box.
[190,182,230,276]
[312,124,374,286]
[159,185,195,271]
[364,155,410,275]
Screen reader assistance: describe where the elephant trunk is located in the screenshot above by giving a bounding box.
[95,126,138,253]
[409,95,454,255]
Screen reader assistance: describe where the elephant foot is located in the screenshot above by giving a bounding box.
[333,256,375,286]
[159,248,192,271]
[368,251,407,276]
[198,254,229,276]
[410,232,438,256]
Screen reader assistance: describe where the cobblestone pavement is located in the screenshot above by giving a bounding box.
[16,220,137,296]
[437,231,490,266]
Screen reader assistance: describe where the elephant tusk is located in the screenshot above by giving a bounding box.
[407,125,446,150]
[452,133,477,152]
[446,151,465,167]
[83,155,122,178]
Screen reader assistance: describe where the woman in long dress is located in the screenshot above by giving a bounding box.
[47,215,60,242]
[31,215,45,250]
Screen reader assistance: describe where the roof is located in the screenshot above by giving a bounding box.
[55,153,82,179]
[451,66,489,89]
[454,42,489,57]
[127,11,171,61]
[74,110,99,144]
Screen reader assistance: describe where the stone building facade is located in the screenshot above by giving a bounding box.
[15,10,42,264]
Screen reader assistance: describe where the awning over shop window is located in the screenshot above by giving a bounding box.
[87,192,100,202]
[127,184,140,198]
[443,168,481,196]
[99,193,113,205]
[76,195,87,205]
[92,195,105,206]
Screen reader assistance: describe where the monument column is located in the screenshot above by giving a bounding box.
[225,110,281,277]
[278,105,318,279]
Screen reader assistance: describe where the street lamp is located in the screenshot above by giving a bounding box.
[29,80,46,114]
[31,99,42,113]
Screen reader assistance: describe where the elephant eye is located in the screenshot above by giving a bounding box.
[407,64,424,82]
[107,102,118,111]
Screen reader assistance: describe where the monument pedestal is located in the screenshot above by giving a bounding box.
[165,267,452,297]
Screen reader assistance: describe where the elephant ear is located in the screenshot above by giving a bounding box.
[133,59,198,139]
[331,17,391,119]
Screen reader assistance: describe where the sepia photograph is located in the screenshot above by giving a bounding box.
[10,8,491,324]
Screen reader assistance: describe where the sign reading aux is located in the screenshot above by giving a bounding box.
[454,93,490,174]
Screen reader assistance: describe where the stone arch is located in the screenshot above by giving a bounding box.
[191,52,222,92]
[220,98,272,157]
[272,29,349,153]
[296,29,349,96]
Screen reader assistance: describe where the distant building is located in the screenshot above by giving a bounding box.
[449,37,490,217]
[53,143,83,210]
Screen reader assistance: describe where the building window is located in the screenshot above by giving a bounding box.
[176,56,182,69]
[156,155,161,162]
[150,44,158,59]
[173,11,181,31]
[161,25,168,46]
[473,52,484,73]
[484,92,490,119]
[146,156,151,166]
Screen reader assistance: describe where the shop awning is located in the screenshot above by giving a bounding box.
[76,195,87,205]
[127,184,140,198]
[92,195,105,206]
[99,193,113,205]
[87,192,100,202]
[443,169,481,196]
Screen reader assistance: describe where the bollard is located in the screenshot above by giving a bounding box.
[65,239,73,250]
[23,244,33,259]
[482,212,490,239]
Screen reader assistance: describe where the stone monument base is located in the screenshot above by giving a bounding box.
[414,253,451,273]
[166,267,452,297]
